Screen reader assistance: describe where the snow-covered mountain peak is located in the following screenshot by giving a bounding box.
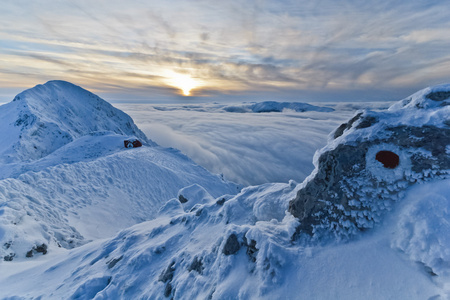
[1,80,149,163]
[390,83,450,111]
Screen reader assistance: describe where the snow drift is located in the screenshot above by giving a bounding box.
[1,82,449,299]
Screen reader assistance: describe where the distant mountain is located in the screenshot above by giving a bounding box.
[222,101,334,113]
[250,101,334,113]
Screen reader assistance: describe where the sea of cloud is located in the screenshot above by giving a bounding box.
[117,101,392,186]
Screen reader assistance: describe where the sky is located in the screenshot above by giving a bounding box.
[1,0,450,103]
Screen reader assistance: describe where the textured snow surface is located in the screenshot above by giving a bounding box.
[1,82,449,299]
[0,81,239,263]
[1,179,448,299]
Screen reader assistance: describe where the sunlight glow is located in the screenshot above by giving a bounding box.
[165,71,201,96]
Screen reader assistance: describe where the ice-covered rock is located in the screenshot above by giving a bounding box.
[289,84,450,239]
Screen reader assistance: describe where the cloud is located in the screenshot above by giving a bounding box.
[116,101,369,185]
[1,0,450,101]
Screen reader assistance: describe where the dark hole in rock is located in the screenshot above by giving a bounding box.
[216,198,226,205]
[107,255,123,269]
[159,261,175,283]
[356,116,378,129]
[187,256,204,274]
[376,151,400,169]
[164,283,173,298]
[246,239,258,263]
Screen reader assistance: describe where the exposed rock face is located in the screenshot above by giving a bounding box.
[222,234,240,255]
[289,84,450,238]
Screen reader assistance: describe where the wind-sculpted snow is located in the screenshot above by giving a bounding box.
[1,83,450,299]
[0,135,238,262]
[2,178,448,298]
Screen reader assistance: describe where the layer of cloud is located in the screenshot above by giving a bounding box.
[117,101,390,185]
[1,1,450,102]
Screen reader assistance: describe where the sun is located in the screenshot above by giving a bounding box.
[165,71,200,96]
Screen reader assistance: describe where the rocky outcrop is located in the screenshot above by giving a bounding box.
[289,84,450,238]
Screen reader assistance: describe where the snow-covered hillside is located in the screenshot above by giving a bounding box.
[0,82,449,299]
[0,81,239,263]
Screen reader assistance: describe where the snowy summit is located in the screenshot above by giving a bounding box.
[0,81,449,299]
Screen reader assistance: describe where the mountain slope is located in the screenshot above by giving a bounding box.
[1,84,449,299]
[0,81,239,262]
[2,180,446,299]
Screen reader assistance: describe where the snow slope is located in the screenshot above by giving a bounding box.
[0,81,239,262]
[2,180,447,299]
[0,83,449,299]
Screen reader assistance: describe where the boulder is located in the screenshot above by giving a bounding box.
[289,84,450,238]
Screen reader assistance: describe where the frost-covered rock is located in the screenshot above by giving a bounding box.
[289,84,450,239]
